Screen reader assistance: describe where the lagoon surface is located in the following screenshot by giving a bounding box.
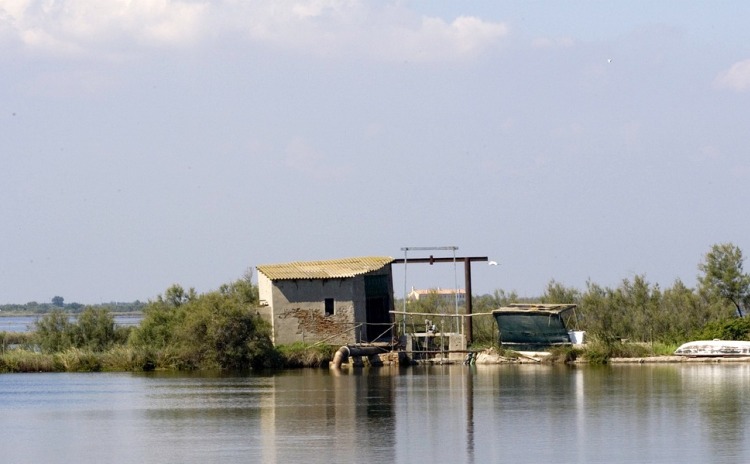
[0,314,142,333]
[2,364,750,464]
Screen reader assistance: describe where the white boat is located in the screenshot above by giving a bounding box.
[674,340,750,357]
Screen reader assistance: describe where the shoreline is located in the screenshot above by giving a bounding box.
[609,355,750,363]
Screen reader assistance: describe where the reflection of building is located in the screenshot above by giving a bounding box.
[407,287,466,306]
[256,256,395,345]
[260,371,396,463]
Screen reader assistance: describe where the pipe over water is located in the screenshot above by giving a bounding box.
[330,345,385,369]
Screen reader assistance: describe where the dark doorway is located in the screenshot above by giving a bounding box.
[364,275,392,341]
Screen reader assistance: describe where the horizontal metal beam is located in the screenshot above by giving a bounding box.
[390,310,494,317]
[392,256,488,264]
[400,246,458,251]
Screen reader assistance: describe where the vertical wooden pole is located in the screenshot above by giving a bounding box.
[464,258,473,345]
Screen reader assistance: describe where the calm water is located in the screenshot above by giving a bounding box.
[0,314,142,332]
[2,364,750,464]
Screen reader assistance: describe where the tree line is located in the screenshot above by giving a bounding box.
[0,300,145,314]
[1,275,282,372]
[409,243,750,346]
[3,242,750,372]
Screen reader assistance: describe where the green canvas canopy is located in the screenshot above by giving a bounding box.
[492,304,577,347]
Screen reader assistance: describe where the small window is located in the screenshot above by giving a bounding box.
[324,298,334,316]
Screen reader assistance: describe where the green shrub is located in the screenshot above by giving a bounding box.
[693,317,750,341]
[33,307,127,354]
[34,310,74,353]
[129,283,278,370]
[71,308,117,352]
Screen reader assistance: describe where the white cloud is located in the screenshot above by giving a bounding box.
[290,0,356,19]
[714,59,750,92]
[1,0,208,55]
[373,14,507,62]
[0,0,508,62]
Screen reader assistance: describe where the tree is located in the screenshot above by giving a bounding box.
[72,308,117,351]
[540,280,580,304]
[34,307,126,353]
[51,296,64,307]
[130,281,276,370]
[160,284,196,307]
[698,243,750,317]
[35,310,73,353]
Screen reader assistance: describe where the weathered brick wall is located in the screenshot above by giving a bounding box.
[270,278,358,345]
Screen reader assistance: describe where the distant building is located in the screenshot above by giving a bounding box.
[407,287,466,306]
[256,256,395,346]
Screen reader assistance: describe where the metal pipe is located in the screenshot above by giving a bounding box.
[330,345,388,369]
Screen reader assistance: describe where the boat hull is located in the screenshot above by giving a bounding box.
[674,340,750,357]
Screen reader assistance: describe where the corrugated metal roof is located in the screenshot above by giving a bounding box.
[257,256,394,281]
[492,303,577,315]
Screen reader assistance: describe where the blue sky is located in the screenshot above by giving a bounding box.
[2,1,749,304]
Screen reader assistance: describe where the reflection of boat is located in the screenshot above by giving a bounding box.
[674,340,750,357]
[492,304,580,349]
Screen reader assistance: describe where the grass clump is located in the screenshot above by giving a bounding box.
[579,338,654,364]
[54,348,102,372]
[0,350,59,373]
[99,346,155,372]
[277,342,336,368]
[547,345,583,363]
[1,331,34,349]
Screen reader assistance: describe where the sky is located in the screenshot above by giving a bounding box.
[2,1,750,304]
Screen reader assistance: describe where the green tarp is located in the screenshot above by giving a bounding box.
[492,304,576,347]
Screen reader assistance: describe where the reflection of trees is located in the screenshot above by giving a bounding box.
[686,365,749,455]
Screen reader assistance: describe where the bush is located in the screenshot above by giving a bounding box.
[129,283,278,370]
[693,317,750,341]
[34,310,74,353]
[32,307,128,354]
[71,308,118,351]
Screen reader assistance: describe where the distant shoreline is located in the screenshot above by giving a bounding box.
[0,311,143,317]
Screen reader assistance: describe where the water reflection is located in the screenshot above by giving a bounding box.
[680,364,750,461]
[2,365,750,463]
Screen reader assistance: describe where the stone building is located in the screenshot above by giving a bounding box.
[256,256,395,346]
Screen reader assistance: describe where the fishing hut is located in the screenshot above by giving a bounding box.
[492,303,583,350]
